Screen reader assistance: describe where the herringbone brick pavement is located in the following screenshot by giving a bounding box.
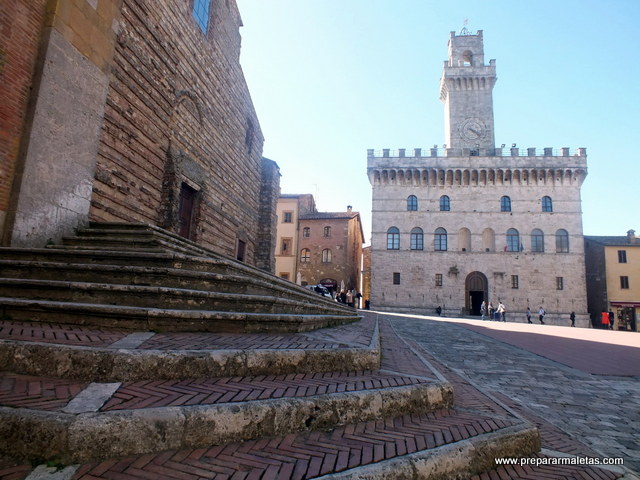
[72,409,515,480]
[100,371,432,411]
[0,372,87,411]
[0,313,629,479]
[0,320,127,347]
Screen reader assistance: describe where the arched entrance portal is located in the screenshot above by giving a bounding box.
[465,271,488,316]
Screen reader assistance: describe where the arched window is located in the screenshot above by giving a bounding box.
[506,228,520,252]
[323,226,331,237]
[482,228,495,252]
[407,195,418,211]
[300,248,310,262]
[302,227,310,238]
[410,227,423,250]
[531,229,544,252]
[542,196,553,212]
[387,227,400,250]
[434,227,447,251]
[440,195,450,211]
[556,229,569,253]
[501,196,511,212]
[322,248,332,263]
[458,227,471,252]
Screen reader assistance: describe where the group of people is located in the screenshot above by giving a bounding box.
[335,289,361,308]
[480,300,508,322]
[480,302,578,327]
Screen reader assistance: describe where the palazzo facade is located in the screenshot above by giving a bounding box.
[368,30,589,325]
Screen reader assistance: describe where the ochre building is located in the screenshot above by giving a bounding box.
[584,230,639,331]
[368,30,589,326]
[274,195,364,299]
[1,0,278,271]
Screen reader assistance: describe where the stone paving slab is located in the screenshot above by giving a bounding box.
[384,311,640,477]
[448,318,640,376]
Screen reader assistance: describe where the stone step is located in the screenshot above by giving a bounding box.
[0,370,454,464]
[0,297,360,333]
[0,260,352,314]
[0,278,349,316]
[65,222,224,258]
[0,316,380,381]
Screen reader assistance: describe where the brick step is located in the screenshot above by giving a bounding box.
[0,318,379,381]
[0,278,350,316]
[0,370,454,464]
[65,410,537,478]
[0,297,360,334]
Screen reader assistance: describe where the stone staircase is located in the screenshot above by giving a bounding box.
[0,313,541,479]
[0,224,542,478]
[0,222,359,333]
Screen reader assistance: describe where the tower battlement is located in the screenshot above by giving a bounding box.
[367,147,587,159]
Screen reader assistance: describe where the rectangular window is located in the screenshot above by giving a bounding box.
[618,250,627,263]
[621,276,629,289]
[279,273,290,280]
[192,0,211,33]
[281,238,292,255]
[511,275,519,289]
[283,212,293,223]
[556,276,564,290]
[393,272,401,285]
[324,226,331,237]
[236,239,246,262]
[435,273,443,287]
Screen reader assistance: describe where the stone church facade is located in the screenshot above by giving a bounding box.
[368,30,589,325]
[1,0,278,271]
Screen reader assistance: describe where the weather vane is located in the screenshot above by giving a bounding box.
[460,19,470,35]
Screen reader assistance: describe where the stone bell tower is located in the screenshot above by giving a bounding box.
[440,30,497,150]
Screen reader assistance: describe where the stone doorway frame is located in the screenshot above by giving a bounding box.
[465,271,488,316]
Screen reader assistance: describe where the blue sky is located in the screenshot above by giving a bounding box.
[236,0,640,244]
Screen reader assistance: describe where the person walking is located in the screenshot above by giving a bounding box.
[526,307,532,324]
[497,302,506,322]
[570,311,576,327]
[488,302,494,321]
[608,310,615,330]
[480,301,487,320]
[538,306,546,324]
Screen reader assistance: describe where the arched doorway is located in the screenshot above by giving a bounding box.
[465,272,488,316]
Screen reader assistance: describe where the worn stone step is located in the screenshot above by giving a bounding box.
[0,278,348,316]
[0,371,454,464]
[0,297,360,333]
[0,316,379,380]
[0,260,351,314]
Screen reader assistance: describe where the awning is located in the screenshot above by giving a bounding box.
[610,301,640,307]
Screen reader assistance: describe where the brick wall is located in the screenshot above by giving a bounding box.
[0,0,48,238]
[90,0,267,263]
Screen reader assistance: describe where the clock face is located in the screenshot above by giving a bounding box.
[460,118,486,141]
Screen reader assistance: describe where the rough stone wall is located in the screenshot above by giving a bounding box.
[256,158,280,273]
[2,0,121,247]
[0,0,48,240]
[91,0,266,263]
[369,152,589,324]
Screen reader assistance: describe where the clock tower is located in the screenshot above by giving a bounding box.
[440,29,497,150]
